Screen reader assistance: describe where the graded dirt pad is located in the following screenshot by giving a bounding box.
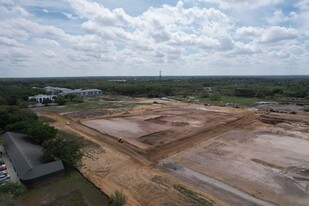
[165,123,309,206]
[82,106,239,150]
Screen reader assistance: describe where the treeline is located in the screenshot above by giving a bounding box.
[0,84,46,106]
[0,76,308,101]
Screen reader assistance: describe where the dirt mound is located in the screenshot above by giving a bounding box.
[144,116,167,124]
[259,114,309,125]
[171,121,189,127]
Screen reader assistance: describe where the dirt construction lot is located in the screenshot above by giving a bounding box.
[39,98,309,206]
[82,107,239,150]
[163,125,309,206]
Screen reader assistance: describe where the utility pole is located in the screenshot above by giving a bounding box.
[159,70,162,80]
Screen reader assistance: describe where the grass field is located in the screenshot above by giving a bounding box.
[15,170,109,206]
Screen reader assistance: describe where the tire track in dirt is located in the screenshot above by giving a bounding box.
[149,111,257,161]
[158,161,277,206]
[42,112,152,166]
[42,111,258,165]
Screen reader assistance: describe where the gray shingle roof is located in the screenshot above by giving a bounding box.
[3,132,64,185]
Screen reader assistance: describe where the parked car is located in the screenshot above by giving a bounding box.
[0,174,8,179]
[0,165,6,171]
[0,179,9,185]
[0,172,8,177]
[0,171,7,175]
[0,176,9,182]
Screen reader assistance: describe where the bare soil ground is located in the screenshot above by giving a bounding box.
[38,98,309,206]
[39,106,226,206]
[166,117,309,206]
[82,106,239,150]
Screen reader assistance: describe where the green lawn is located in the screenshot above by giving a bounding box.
[15,170,109,206]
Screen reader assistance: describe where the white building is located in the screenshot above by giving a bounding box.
[28,94,57,103]
[44,86,102,97]
[44,86,72,95]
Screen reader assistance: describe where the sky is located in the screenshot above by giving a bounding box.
[0,0,309,77]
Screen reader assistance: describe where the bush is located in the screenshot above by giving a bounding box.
[209,94,221,101]
[72,96,83,103]
[42,98,52,105]
[55,96,66,105]
[0,182,26,198]
[110,190,127,206]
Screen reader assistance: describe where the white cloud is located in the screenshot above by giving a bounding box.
[0,36,23,47]
[62,12,79,20]
[42,50,57,58]
[32,38,60,47]
[70,0,234,54]
[236,26,299,44]
[233,42,258,55]
[236,27,262,37]
[297,0,309,11]
[0,18,67,40]
[0,5,30,17]
[259,26,298,44]
[267,10,298,24]
[69,0,137,26]
[0,1,308,76]
[197,0,283,9]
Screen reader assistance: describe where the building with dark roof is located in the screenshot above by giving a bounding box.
[3,132,64,186]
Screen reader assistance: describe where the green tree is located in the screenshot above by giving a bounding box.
[42,137,83,168]
[72,96,83,103]
[0,106,37,130]
[0,136,4,145]
[26,122,58,144]
[0,97,8,105]
[42,98,52,105]
[65,94,77,101]
[55,96,66,105]
[16,99,28,108]
[29,98,38,105]
[8,108,38,124]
